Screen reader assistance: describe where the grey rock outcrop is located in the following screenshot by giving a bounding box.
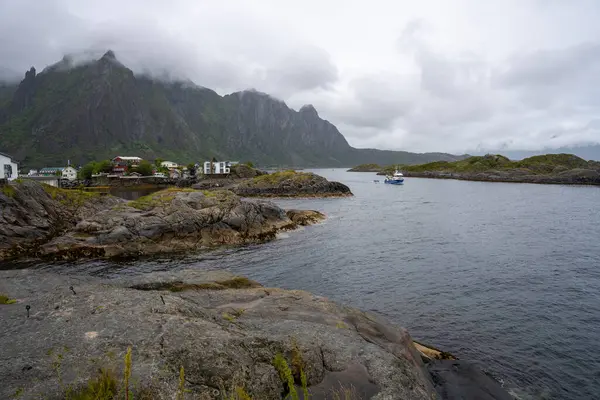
[0,269,435,399]
[428,360,514,400]
[0,269,513,400]
[0,180,122,260]
[39,189,325,260]
[233,172,352,197]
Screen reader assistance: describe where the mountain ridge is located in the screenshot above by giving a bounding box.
[0,51,467,168]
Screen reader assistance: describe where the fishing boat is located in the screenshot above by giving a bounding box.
[384,170,404,185]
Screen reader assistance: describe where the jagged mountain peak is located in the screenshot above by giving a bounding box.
[24,67,36,79]
[299,104,319,117]
[101,50,117,61]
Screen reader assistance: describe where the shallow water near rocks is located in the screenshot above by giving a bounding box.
[14,169,600,399]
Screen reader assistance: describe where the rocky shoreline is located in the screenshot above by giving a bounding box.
[0,181,325,262]
[371,154,600,186]
[207,170,353,198]
[397,169,600,185]
[0,268,513,400]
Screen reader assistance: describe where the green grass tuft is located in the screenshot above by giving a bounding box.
[123,347,132,400]
[273,353,298,400]
[129,187,212,210]
[249,170,314,186]
[233,386,252,400]
[0,294,17,304]
[68,369,117,400]
[335,321,349,329]
[176,366,186,400]
[1,184,16,197]
[42,185,101,208]
[222,312,236,322]
[331,385,361,400]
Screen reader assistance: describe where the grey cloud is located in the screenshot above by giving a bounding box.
[314,21,600,154]
[494,43,600,114]
[0,0,87,75]
[0,66,21,82]
[263,46,339,97]
[497,43,600,88]
[0,0,338,99]
[308,73,417,130]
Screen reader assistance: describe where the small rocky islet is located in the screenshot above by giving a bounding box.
[350,153,600,186]
[0,177,512,399]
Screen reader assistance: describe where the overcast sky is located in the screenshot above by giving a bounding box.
[2,0,600,154]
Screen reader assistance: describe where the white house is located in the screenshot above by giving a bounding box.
[203,160,239,175]
[62,166,78,181]
[160,161,178,169]
[39,166,78,181]
[0,152,19,181]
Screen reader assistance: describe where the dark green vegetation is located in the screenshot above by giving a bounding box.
[78,160,113,179]
[127,188,187,210]
[127,187,233,211]
[249,170,311,186]
[130,276,261,292]
[54,342,342,400]
[133,160,153,176]
[42,184,101,207]
[347,163,382,172]
[0,51,464,168]
[1,184,16,197]
[403,153,596,173]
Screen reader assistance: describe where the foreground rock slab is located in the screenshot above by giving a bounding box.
[1,269,433,399]
[0,269,513,400]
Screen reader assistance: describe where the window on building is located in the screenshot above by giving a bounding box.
[4,164,13,179]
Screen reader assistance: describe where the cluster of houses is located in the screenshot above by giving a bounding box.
[1,152,241,183]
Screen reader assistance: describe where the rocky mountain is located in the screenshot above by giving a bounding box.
[0,51,466,168]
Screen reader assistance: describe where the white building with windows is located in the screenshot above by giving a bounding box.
[0,152,19,181]
[160,161,178,169]
[62,166,78,181]
[203,160,239,175]
[39,166,78,181]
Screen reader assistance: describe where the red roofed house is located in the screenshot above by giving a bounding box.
[112,156,143,175]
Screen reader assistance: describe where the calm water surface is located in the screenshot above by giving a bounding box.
[35,170,600,399]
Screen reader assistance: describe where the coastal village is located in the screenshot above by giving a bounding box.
[0,151,240,186]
